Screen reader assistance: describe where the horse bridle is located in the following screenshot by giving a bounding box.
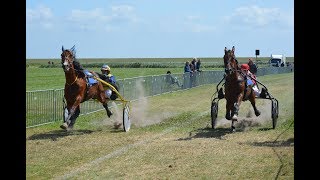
[224,52,238,75]
[61,50,74,72]
[61,50,79,86]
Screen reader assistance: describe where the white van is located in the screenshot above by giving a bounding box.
[269,54,286,67]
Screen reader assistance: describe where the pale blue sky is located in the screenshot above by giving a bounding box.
[26,0,294,59]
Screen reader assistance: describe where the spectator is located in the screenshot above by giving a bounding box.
[195,58,201,72]
[166,71,182,87]
[190,58,196,72]
[184,61,192,73]
[248,58,257,75]
[100,64,118,100]
[183,61,194,88]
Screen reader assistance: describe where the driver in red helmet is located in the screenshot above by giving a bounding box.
[240,63,261,97]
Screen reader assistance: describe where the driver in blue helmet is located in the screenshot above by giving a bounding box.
[100,64,118,100]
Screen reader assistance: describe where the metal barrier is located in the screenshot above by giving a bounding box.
[26,67,293,128]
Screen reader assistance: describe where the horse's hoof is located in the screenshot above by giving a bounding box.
[232,115,238,120]
[255,110,261,117]
[231,126,236,132]
[60,123,68,130]
[67,124,74,131]
[113,122,122,129]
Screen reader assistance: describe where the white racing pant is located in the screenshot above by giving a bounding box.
[105,89,112,98]
[252,85,260,97]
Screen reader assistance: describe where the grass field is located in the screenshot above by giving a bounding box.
[26,72,294,179]
[26,67,192,91]
[26,56,294,91]
[26,57,294,66]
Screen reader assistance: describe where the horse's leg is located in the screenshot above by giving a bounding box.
[61,105,75,130]
[103,103,113,117]
[61,106,78,130]
[232,93,243,120]
[231,120,236,132]
[68,106,80,130]
[95,83,113,118]
[61,108,73,130]
[248,91,261,117]
[97,90,113,118]
[225,99,233,120]
[230,101,239,132]
[230,92,244,132]
[61,97,82,130]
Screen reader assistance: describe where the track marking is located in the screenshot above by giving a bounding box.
[55,111,209,179]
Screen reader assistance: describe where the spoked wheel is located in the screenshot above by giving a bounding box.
[211,101,219,129]
[271,98,279,129]
[123,103,131,132]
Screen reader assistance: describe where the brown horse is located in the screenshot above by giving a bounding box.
[223,46,260,131]
[60,45,112,131]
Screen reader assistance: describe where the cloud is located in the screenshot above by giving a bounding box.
[26,3,141,32]
[183,15,216,33]
[26,5,54,29]
[66,8,108,31]
[66,5,140,32]
[224,5,293,29]
[186,15,201,21]
[184,22,216,33]
[68,8,110,22]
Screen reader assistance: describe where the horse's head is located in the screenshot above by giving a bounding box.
[223,46,238,75]
[61,45,76,72]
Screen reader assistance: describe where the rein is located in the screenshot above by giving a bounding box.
[62,50,79,86]
[66,74,78,86]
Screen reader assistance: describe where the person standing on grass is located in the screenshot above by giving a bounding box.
[184,61,192,73]
[195,58,201,72]
[166,71,182,87]
[248,58,257,75]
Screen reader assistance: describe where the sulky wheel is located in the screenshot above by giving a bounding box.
[211,101,219,129]
[123,103,131,132]
[271,99,279,129]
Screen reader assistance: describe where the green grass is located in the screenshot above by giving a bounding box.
[26,67,189,91]
[26,73,294,179]
[26,56,294,91]
[26,57,294,66]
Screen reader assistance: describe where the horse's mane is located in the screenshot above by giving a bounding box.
[70,45,77,60]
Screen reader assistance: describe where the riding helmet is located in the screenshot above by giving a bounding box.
[241,64,249,70]
[101,64,111,71]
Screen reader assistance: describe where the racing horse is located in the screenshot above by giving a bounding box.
[223,46,260,131]
[60,45,113,130]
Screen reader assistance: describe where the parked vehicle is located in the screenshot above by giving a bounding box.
[269,54,286,67]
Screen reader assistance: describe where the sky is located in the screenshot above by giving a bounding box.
[26,0,294,59]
